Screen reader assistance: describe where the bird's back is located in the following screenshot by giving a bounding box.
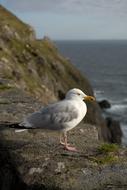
[20,99,82,131]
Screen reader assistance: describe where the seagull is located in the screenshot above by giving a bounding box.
[20,88,95,151]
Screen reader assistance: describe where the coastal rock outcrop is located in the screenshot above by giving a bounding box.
[98,100,111,109]
[98,99,123,144]
[106,117,123,144]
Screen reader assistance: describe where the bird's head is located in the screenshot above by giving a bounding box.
[65,88,96,101]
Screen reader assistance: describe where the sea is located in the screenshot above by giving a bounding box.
[55,40,127,145]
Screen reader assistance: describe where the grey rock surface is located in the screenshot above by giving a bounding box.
[0,123,127,190]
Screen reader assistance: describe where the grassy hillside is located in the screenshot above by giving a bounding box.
[0,5,93,103]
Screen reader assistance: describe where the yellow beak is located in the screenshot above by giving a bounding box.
[84,96,96,101]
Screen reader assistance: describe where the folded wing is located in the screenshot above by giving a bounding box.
[20,100,78,131]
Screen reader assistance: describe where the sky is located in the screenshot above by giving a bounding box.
[1,0,127,40]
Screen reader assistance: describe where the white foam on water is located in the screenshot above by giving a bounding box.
[111,98,127,105]
[94,90,105,100]
[106,104,127,114]
[123,98,127,104]
[121,124,127,146]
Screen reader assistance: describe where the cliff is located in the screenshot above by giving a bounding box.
[0,5,92,100]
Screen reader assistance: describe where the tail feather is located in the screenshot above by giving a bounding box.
[0,120,33,130]
[19,119,32,128]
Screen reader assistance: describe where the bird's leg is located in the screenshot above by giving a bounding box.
[63,132,77,152]
[59,133,70,146]
[60,133,65,145]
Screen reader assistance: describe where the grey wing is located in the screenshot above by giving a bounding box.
[19,111,46,128]
[21,101,78,130]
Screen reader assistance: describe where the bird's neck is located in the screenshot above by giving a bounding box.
[65,94,82,101]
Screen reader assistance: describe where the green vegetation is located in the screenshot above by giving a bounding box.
[0,84,13,90]
[94,154,118,165]
[98,143,119,154]
[92,143,120,165]
[0,6,34,39]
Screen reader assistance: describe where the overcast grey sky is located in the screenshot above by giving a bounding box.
[1,0,127,40]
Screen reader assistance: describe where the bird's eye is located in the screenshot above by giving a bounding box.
[77,93,80,95]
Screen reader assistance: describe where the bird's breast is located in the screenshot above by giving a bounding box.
[64,100,87,132]
[77,101,87,121]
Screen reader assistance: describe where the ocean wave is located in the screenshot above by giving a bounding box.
[123,98,127,103]
[94,90,104,95]
[105,104,127,123]
[121,124,127,146]
[121,124,127,132]
[94,90,105,100]
[106,104,127,114]
[110,98,127,104]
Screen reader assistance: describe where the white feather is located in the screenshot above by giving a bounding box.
[15,129,27,133]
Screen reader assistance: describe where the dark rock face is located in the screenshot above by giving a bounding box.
[98,100,111,109]
[98,99,122,144]
[106,117,123,144]
[0,140,27,190]
[100,118,123,144]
